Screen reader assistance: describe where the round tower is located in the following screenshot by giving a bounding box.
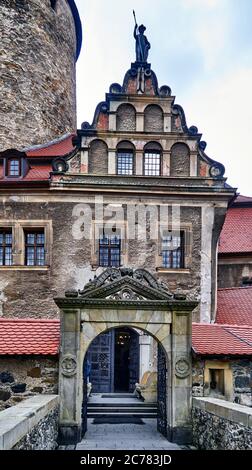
[0,0,82,150]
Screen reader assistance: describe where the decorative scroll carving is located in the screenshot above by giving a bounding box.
[175,356,190,378]
[61,354,77,377]
[106,287,146,301]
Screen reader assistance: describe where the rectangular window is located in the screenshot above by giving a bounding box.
[209,369,225,395]
[162,231,184,269]
[117,152,133,175]
[8,159,20,177]
[25,230,45,266]
[99,231,121,267]
[0,230,13,266]
[144,152,161,176]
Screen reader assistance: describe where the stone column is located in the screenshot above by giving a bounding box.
[58,308,82,444]
[136,113,144,132]
[168,309,192,444]
[108,150,116,174]
[80,148,88,174]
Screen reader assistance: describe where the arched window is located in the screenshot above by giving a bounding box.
[117,141,135,175]
[144,105,163,132]
[116,104,136,132]
[170,143,190,177]
[143,142,162,176]
[8,159,20,177]
[88,139,108,174]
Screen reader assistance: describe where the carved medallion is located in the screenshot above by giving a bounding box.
[175,357,190,378]
[61,354,77,377]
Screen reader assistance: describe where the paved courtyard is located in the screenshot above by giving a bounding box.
[73,419,181,451]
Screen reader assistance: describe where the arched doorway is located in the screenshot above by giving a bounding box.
[82,325,168,441]
[86,327,140,393]
[56,268,197,445]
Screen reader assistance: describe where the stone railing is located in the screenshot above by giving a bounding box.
[0,395,59,450]
[192,397,252,450]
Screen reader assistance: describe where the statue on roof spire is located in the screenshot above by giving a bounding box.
[133,10,150,63]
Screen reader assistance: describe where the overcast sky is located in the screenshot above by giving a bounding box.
[75,0,252,196]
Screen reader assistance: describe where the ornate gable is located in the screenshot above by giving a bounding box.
[65,268,186,302]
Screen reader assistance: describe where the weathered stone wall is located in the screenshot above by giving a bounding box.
[0,0,77,151]
[192,357,252,406]
[218,262,252,288]
[192,397,252,450]
[13,406,59,450]
[170,143,190,177]
[0,199,202,321]
[144,105,163,132]
[116,104,136,131]
[0,357,58,411]
[89,140,108,174]
[192,359,204,397]
[232,360,252,406]
[0,395,59,450]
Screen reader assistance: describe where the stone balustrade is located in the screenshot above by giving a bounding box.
[0,395,59,450]
[192,397,252,450]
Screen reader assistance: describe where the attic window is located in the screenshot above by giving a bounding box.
[8,159,20,177]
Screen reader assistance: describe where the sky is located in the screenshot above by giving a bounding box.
[75,0,252,196]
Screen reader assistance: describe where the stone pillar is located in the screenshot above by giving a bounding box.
[80,148,88,174]
[109,112,116,131]
[168,310,192,444]
[163,114,171,132]
[135,151,143,175]
[58,308,82,445]
[190,152,198,176]
[136,113,144,132]
[139,333,152,378]
[108,150,116,174]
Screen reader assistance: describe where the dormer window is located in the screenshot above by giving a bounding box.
[8,159,20,177]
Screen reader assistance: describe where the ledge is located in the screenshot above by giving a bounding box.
[0,395,59,450]
[156,267,190,274]
[192,397,252,428]
[0,266,49,271]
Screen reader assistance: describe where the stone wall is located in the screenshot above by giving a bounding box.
[0,0,77,151]
[89,139,108,174]
[0,357,58,412]
[144,105,163,132]
[232,360,252,406]
[218,262,252,288]
[0,199,203,321]
[170,144,190,177]
[0,395,59,450]
[116,104,136,131]
[192,397,252,450]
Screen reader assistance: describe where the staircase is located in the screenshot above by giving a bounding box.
[87,394,157,420]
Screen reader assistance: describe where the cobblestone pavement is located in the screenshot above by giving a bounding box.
[71,419,181,450]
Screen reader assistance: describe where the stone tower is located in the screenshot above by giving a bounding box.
[0,0,82,151]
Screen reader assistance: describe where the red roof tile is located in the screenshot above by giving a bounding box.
[192,323,252,355]
[219,207,252,254]
[23,165,52,181]
[26,133,75,157]
[216,287,252,326]
[0,319,60,355]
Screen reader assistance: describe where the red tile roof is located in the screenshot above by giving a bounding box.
[216,287,252,326]
[0,319,60,355]
[26,133,75,157]
[219,207,252,254]
[192,323,252,356]
[23,165,52,181]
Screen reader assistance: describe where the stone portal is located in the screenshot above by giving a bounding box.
[55,268,197,445]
